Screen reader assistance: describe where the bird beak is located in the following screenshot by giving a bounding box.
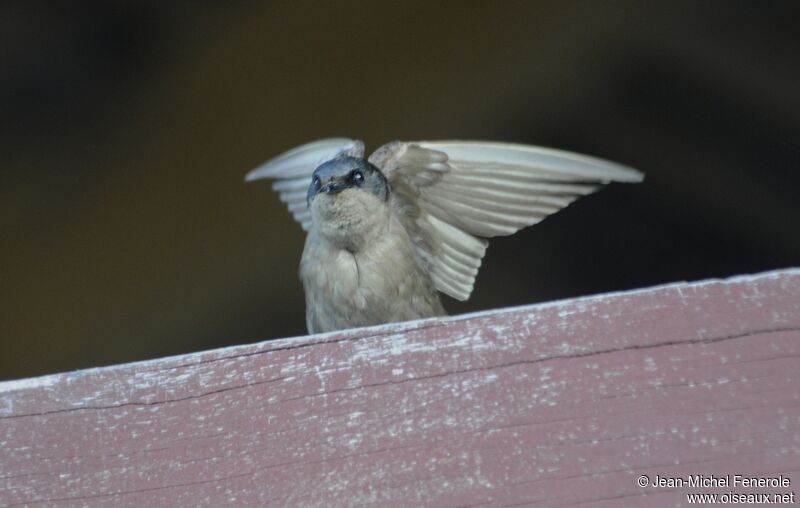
[319,179,349,195]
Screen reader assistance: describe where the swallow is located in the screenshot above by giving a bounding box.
[246,138,642,333]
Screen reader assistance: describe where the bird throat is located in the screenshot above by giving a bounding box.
[311,190,389,254]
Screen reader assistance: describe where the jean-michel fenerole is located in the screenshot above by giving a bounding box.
[651,474,791,488]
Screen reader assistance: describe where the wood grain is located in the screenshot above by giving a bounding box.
[2,269,799,507]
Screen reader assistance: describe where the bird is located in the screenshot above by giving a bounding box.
[245,138,643,334]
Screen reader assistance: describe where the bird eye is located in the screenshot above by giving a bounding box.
[351,170,364,186]
[312,175,321,190]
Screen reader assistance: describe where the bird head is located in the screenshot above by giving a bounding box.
[305,156,392,248]
[307,156,389,206]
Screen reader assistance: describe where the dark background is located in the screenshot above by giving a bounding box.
[2,1,798,381]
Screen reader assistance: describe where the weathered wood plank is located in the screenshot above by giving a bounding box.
[1,269,799,507]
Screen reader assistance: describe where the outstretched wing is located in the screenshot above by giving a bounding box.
[245,138,364,230]
[369,140,643,301]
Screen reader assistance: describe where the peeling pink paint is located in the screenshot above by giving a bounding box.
[1,269,799,507]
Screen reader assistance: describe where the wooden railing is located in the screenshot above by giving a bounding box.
[2,269,798,506]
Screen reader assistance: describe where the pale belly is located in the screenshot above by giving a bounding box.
[299,232,445,333]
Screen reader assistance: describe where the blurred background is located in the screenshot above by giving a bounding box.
[2,1,799,381]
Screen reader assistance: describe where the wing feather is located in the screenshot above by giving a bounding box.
[373,140,642,301]
[425,185,576,218]
[419,141,643,182]
[441,172,600,195]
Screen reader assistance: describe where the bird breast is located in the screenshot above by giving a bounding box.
[300,206,444,333]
